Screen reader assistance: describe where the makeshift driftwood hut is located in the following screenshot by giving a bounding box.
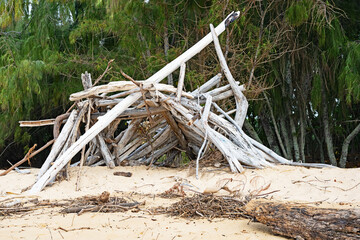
[18,11,328,193]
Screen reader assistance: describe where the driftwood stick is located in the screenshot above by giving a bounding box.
[143,139,178,164]
[81,71,93,90]
[210,23,248,127]
[92,107,167,120]
[128,127,171,161]
[162,111,187,150]
[196,95,212,178]
[176,63,186,101]
[178,123,204,147]
[36,110,78,180]
[53,113,71,139]
[76,100,93,191]
[19,119,57,127]
[58,104,89,180]
[117,137,144,163]
[93,59,114,86]
[70,81,142,101]
[205,82,245,97]
[114,118,142,164]
[108,88,140,99]
[191,73,222,96]
[96,133,115,169]
[121,70,154,124]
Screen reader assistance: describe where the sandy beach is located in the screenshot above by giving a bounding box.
[0,165,359,240]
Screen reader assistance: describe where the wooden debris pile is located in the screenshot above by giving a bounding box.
[155,194,249,219]
[18,11,328,194]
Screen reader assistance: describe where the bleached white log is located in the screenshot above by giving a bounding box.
[128,127,172,160]
[30,12,239,193]
[81,71,92,90]
[118,138,144,163]
[37,110,77,180]
[210,23,248,127]
[114,118,142,164]
[143,139,178,164]
[205,83,244,97]
[176,63,186,101]
[97,133,115,169]
[71,82,194,102]
[196,95,212,178]
[147,84,193,99]
[70,81,142,101]
[162,111,188,150]
[123,121,167,159]
[19,119,56,127]
[92,107,167,120]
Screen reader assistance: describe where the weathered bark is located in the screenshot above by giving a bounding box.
[37,110,77,180]
[287,105,300,162]
[279,116,292,159]
[264,93,287,157]
[245,199,360,240]
[243,119,263,144]
[176,63,186,101]
[191,73,222,96]
[260,111,281,155]
[210,23,248,127]
[321,83,337,166]
[299,105,306,162]
[96,133,115,169]
[339,122,360,168]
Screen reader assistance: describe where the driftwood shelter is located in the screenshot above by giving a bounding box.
[17,11,327,194]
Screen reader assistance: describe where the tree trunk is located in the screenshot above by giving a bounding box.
[260,111,281,155]
[286,105,300,162]
[299,106,306,162]
[243,119,263,144]
[163,9,173,86]
[339,122,360,168]
[264,93,287,157]
[245,199,360,240]
[284,58,300,162]
[321,82,337,166]
[279,116,292,159]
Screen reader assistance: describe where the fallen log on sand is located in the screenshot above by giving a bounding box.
[245,199,360,240]
[10,11,331,193]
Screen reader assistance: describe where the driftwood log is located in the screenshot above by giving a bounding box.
[245,199,360,240]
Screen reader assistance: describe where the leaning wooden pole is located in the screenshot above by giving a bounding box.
[29,11,241,193]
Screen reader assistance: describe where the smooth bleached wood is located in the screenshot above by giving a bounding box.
[191,73,222,96]
[176,63,186,101]
[210,23,248,127]
[36,110,77,180]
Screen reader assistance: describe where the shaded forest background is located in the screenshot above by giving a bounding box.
[1,0,360,168]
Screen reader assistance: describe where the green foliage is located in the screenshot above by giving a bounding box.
[311,74,322,109]
[339,42,360,104]
[285,0,311,27]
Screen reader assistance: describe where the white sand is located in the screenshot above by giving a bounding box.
[1,165,359,239]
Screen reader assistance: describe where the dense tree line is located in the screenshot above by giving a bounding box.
[1,0,359,167]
